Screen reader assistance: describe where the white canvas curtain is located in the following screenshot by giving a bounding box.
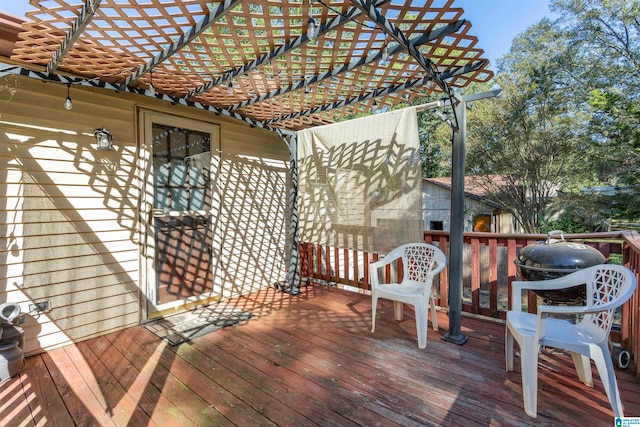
[297,107,423,254]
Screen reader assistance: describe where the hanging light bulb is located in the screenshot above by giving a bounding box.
[227,82,234,95]
[148,72,155,95]
[307,17,319,41]
[307,0,319,41]
[64,83,72,110]
[380,44,390,65]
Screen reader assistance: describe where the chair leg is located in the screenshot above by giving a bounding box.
[505,326,514,372]
[429,295,438,332]
[520,339,539,418]
[393,301,404,321]
[414,301,428,349]
[591,344,624,417]
[371,294,378,333]
[571,352,593,387]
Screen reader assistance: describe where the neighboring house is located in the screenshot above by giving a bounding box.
[423,176,520,233]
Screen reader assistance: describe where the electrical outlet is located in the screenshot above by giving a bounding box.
[28,300,50,313]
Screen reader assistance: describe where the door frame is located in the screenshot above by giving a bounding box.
[137,109,221,320]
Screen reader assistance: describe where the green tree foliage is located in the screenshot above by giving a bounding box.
[550,0,640,220]
[465,20,591,233]
[417,108,451,178]
[463,0,640,231]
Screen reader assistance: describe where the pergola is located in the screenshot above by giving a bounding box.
[2,0,495,344]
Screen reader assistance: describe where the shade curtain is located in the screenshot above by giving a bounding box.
[297,107,423,254]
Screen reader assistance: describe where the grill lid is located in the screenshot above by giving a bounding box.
[516,230,606,273]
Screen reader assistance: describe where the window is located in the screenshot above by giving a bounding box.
[473,214,492,232]
[430,221,444,231]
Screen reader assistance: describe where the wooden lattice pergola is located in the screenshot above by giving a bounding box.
[6,0,492,131]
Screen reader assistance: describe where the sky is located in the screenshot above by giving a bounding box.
[0,0,553,70]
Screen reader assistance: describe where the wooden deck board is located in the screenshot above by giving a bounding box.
[0,374,35,427]
[109,325,234,426]
[3,283,640,426]
[20,351,74,427]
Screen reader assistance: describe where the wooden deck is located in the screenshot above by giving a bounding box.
[3,283,640,426]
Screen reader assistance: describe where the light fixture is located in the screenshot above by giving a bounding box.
[93,128,113,150]
[307,0,319,41]
[380,44,390,65]
[227,81,233,95]
[64,83,72,110]
[307,17,319,41]
[148,72,155,95]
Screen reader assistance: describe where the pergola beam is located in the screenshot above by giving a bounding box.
[123,0,242,86]
[230,19,466,112]
[349,0,454,99]
[0,66,280,132]
[263,60,486,125]
[46,0,101,74]
[184,0,390,100]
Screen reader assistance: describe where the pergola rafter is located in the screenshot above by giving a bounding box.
[46,0,101,74]
[266,60,486,125]
[349,0,455,98]
[123,0,243,87]
[184,0,390,100]
[230,19,465,112]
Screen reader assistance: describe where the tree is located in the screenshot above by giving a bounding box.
[463,0,640,232]
[464,19,593,233]
[417,108,451,178]
[551,0,640,220]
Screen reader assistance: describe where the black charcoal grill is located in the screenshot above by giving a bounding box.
[514,230,606,304]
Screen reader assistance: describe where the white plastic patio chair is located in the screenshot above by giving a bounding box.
[505,264,636,418]
[370,243,446,349]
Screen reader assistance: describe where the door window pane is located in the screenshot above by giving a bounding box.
[152,124,211,212]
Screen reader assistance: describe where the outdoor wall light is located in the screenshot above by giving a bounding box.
[93,128,113,150]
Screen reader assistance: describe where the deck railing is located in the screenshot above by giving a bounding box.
[299,230,640,375]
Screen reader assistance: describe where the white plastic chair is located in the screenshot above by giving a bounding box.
[505,264,636,418]
[370,243,446,349]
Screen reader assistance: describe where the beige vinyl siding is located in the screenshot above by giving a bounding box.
[1,75,290,355]
[1,76,139,355]
[213,117,290,298]
[422,180,519,233]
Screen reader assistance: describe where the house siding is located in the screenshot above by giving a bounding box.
[1,75,289,355]
[422,180,518,233]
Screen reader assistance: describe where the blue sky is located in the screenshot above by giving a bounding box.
[0,0,552,70]
[457,0,553,68]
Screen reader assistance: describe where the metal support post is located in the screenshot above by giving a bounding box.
[443,97,468,345]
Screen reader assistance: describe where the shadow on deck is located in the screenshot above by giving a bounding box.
[3,283,640,426]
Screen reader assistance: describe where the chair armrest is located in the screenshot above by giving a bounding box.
[510,274,587,312]
[430,261,446,276]
[538,299,621,316]
[369,254,399,288]
[369,256,397,271]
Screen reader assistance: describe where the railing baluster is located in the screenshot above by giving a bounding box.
[297,230,640,372]
[470,237,480,314]
[488,237,498,317]
[364,252,370,289]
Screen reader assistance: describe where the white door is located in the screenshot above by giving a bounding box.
[139,110,220,319]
